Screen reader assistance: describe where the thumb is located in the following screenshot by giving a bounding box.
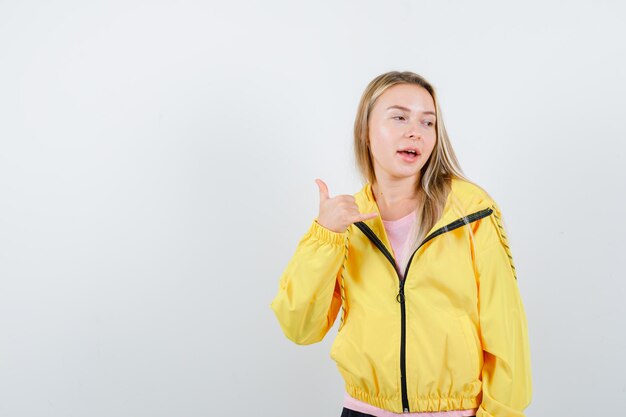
[315,178,330,202]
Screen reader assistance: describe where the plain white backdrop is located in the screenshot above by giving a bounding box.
[1,1,625,416]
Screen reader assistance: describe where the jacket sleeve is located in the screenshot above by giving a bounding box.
[270,218,347,345]
[474,204,532,417]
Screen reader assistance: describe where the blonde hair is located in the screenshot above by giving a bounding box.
[353,71,479,273]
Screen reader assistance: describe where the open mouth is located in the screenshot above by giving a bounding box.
[397,150,420,161]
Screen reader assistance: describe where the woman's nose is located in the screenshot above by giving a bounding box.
[405,124,420,139]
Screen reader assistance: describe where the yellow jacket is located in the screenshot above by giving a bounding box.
[270,178,532,416]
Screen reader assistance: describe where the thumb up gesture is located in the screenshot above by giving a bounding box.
[315,179,379,233]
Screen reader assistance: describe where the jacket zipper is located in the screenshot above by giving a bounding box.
[354,206,493,413]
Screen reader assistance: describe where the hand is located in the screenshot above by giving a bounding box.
[314,178,379,233]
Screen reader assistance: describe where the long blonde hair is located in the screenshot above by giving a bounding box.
[353,71,477,272]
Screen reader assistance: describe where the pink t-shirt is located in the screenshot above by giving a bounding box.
[342,209,478,417]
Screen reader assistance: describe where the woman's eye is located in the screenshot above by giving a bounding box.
[392,116,434,127]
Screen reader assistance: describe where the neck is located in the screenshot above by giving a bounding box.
[371,175,421,212]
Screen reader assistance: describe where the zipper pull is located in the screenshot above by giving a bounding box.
[396,280,405,304]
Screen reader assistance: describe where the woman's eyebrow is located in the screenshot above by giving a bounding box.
[386,105,436,116]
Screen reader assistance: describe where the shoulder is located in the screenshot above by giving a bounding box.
[353,182,376,213]
[449,178,517,257]
[448,176,498,213]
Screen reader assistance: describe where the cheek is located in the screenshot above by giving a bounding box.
[369,129,394,155]
[426,133,437,152]
[418,136,437,160]
[369,139,387,162]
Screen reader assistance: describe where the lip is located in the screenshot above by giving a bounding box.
[397,150,420,163]
[396,148,421,156]
[398,146,422,156]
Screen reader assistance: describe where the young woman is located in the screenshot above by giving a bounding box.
[270,71,532,417]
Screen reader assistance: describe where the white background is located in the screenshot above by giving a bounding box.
[1,1,625,416]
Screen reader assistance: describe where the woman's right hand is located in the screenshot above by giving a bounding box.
[314,178,379,233]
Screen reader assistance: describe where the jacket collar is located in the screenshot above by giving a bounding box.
[354,177,495,248]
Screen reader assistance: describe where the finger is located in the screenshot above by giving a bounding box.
[335,194,356,202]
[315,178,330,202]
[355,212,379,222]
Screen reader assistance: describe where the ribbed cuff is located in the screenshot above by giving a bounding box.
[307,218,347,245]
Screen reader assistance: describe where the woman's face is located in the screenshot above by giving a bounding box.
[368,83,437,183]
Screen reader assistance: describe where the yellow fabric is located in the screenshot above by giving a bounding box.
[270,178,532,415]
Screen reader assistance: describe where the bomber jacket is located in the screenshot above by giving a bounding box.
[270,177,532,417]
